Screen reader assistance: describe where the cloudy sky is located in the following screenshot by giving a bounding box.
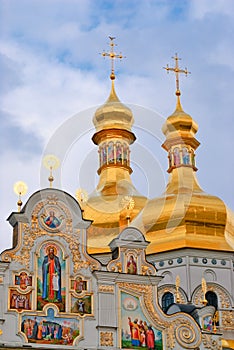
[1,0,234,252]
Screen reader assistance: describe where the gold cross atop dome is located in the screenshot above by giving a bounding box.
[101,36,125,80]
[164,53,190,96]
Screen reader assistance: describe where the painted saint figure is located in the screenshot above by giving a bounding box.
[128,317,140,346]
[146,324,155,350]
[44,211,61,228]
[42,247,62,302]
[127,255,137,274]
[182,147,190,165]
[173,147,180,166]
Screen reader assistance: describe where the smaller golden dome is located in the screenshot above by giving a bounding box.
[162,97,200,151]
[93,80,134,132]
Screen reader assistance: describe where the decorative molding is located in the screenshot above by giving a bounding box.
[222,310,234,330]
[98,285,114,293]
[192,283,232,309]
[1,195,100,272]
[158,284,187,304]
[118,282,201,349]
[100,331,114,346]
[202,334,222,350]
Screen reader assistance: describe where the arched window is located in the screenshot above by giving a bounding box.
[162,292,174,312]
[206,291,218,309]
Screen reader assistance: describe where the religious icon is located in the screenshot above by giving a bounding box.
[42,246,62,302]
[127,255,137,274]
[121,292,163,349]
[10,289,31,310]
[15,272,32,290]
[108,142,114,163]
[73,277,87,294]
[123,143,128,164]
[101,143,107,166]
[173,147,180,166]
[182,147,190,165]
[21,308,80,345]
[116,142,122,163]
[44,210,61,228]
[71,295,92,315]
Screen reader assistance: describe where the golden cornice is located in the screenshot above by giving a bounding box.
[97,163,133,175]
[162,135,200,151]
[92,128,136,145]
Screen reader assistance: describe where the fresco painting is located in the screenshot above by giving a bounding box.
[121,292,163,349]
[37,243,66,311]
[10,289,32,311]
[21,307,79,345]
[71,295,92,315]
[15,272,32,290]
[71,277,87,294]
[203,315,213,331]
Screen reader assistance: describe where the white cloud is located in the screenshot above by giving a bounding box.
[190,0,234,19]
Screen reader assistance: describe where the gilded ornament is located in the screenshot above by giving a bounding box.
[222,310,234,329]
[100,331,114,346]
[202,334,222,350]
[98,285,114,293]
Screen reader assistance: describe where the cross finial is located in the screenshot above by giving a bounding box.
[101,36,125,80]
[164,53,190,96]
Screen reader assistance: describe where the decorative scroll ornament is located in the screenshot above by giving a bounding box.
[100,331,114,346]
[175,323,196,348]
[118,282,201,349]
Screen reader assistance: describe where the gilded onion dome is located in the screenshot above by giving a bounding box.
[82,38,147,254]
[93,80,134,132]
[132,55,234,254]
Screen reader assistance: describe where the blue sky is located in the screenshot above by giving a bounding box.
[1,0,234,252]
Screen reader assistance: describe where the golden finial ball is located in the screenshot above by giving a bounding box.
[110,73,115,80]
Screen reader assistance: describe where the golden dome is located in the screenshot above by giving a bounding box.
[132,97,234,254]
[84,79,147,254]
[93,80,134,132]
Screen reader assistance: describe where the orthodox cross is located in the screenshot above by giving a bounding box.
[101,36,124,80]
[164,53,190,96]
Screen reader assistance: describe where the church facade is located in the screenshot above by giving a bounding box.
[0,40,233,349]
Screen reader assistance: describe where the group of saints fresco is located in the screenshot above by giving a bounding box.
[9,212,161,348]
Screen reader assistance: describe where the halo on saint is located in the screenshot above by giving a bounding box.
[45,245,58,256]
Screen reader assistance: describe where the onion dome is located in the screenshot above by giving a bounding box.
[133,96,234,254]
[82,37,147,254]
[132,54,234,254]
[93,80,134,132]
